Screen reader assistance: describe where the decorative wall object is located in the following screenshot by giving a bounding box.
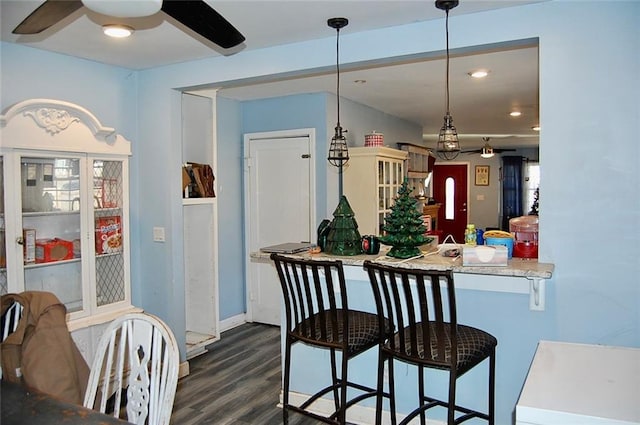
[475,165,490,186]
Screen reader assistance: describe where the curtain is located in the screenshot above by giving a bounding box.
[501,156,524,230]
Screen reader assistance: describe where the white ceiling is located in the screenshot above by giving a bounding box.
[0,0,541,150]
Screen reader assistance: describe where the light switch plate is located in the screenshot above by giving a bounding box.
[153,226,165,242]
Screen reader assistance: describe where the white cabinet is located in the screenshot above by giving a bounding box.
[0,99,135,336]
[398,142,435,198]
[343,147,407,236]
[181,93,219,359]
[516,341,640,425]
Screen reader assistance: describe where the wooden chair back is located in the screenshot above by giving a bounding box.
[83,312,179,425]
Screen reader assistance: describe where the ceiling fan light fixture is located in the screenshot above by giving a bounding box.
[469,69,489,79]
[83,0,162,18]
[103,24,134,38]
[435,0,460,161]
[480,143,495,158]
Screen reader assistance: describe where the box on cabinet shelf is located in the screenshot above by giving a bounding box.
[35,238,74,263]
[95,216,122,254]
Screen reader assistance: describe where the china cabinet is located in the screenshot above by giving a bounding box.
[0,99,135,356]
[343,147,407,236]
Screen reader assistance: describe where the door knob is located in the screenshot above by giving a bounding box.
[16,236,24,245]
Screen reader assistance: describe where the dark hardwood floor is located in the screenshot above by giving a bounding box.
[171,323,321,425]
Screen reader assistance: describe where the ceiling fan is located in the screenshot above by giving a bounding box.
[461,137,516,157]
[12,0,246,49]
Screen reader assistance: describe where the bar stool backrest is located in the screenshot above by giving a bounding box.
[271,253,349,350]
[364,261,457,369]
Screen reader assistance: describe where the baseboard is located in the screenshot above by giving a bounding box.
[284,391,445,425]
[178,361,190,379]
[219,313,247,332]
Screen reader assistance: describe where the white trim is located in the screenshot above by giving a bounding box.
[178,361,190,379]
[219,313,247,332]
[67,303,143,332]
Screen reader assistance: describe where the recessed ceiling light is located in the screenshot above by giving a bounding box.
[469,70,489,79]
[103,24,134,38]
[532,125,541,131]
[510,111,522,117]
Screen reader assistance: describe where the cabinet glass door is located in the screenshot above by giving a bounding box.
[93,160,125,307]
[20,156,84,313]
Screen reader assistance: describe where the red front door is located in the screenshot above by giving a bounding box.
[433,164,468,243]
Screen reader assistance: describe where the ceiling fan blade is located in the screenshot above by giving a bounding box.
[161,0,245,49]
[494,148,517,153]
[461,149,482,154]
[13,0,83,34]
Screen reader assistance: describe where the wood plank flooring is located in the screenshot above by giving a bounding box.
[171,323,321,425]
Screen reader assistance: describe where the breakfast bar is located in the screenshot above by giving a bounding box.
[252,246,554,311]
[250,247,555,424]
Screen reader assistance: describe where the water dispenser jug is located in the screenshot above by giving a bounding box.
[509,215,538,259]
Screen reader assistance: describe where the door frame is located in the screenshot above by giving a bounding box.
[243,128,316,323]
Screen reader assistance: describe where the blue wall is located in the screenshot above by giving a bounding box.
[215,96,245,319]
[2,1,639,422]
[241,93,329,222]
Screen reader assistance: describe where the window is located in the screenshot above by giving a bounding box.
[525,162,540,214]
[445,177,455,220]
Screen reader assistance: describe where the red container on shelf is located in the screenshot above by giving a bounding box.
[35,238,74,263]
[509,215,539,259]
[364,131,384,147]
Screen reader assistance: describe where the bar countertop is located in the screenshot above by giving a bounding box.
[251,246,554,279]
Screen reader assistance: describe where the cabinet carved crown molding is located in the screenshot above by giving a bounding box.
[1,98,130,155]
[25,108,80,135]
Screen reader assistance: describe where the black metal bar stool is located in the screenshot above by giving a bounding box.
[271,253,389,424]
[363,261,497,425]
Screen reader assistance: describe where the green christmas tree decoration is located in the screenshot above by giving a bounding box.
[325,196,363,256]
[378,179,432,259]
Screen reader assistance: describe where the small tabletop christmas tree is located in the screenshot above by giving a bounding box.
[325,196,363,256]
[379,179,431,259]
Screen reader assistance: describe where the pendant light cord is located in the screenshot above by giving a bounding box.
[445,8,451,116]
[336,26,341,127]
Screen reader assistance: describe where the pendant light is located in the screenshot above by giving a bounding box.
[435,0,460,161]
[327,17,349,198]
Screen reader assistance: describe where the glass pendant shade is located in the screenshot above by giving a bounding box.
[436,114,460,160]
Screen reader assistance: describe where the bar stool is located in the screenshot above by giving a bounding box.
[363,261,497,425]
[271,253,389,424]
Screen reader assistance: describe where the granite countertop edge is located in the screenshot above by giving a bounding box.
[251,248,554,279]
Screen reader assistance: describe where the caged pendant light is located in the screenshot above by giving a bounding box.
[327,17,350,197]
[435,0,461,161]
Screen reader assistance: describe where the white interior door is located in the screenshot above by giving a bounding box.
[244,129,315,325]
